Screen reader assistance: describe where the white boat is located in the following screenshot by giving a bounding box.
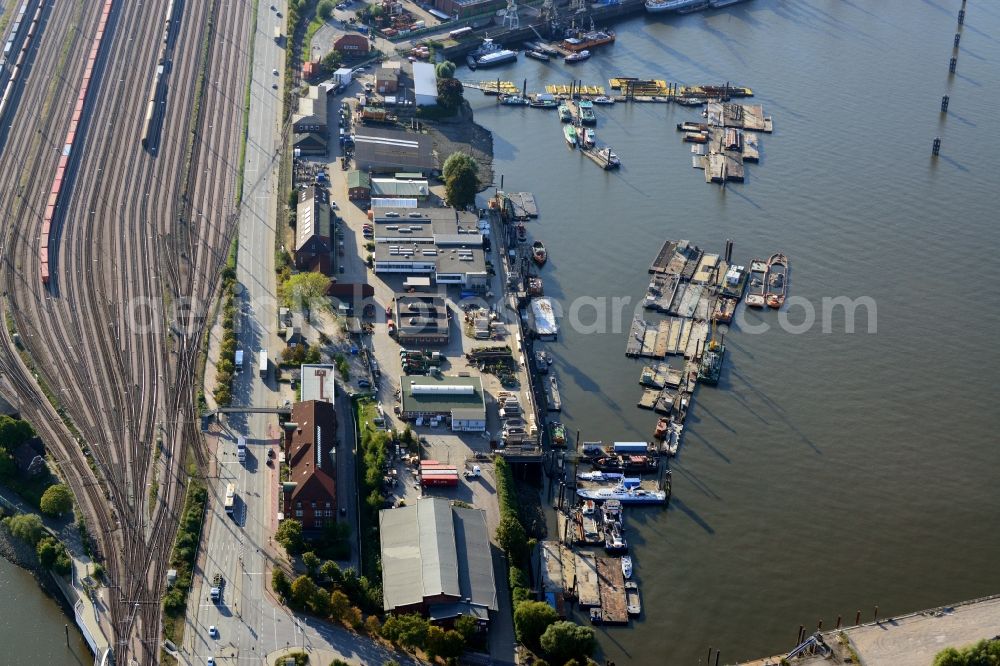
[592,96,615,105]
[564,50,591,63]
[625,581,641,615]
[583,128,596,147]
[578,470,624,482]
[466,38,517,69]
[621,555,633,579]
[577,483,667,504]
[644,0,708,13]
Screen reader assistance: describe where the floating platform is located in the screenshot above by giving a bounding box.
[575,551,601,608]
[639,362,672,389]
[466,80,520,95]
[609,77,669,95]
[505,191,538,219]
[706,101,772,132]
[545,83,606,96]
[545,373,562,412]
[637,388,660,410]
[594,557,629,625]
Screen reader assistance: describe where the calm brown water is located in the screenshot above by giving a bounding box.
[469,0,1000,662]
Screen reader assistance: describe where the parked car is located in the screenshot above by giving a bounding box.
[209,626,218,638]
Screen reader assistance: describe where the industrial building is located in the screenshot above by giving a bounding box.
[282,401,338,532]
[295,185,332,273]
[380,497,498,624]
[394,293,450,345]
[299,364,336,403]
[334,33,370,57]
[432,0,505,19]
[347,170,371,200]
[399,374,487,431]
[412,61,438,106]
[351,127,435,174]
[293,85,328,135]
[375,63,400,95]
[371,177,429,199]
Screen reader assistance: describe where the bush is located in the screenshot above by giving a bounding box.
[276,519,304,555]
[364,614,382,635]
[381,613,429,650]
[272,568,292,599]
[3,513,45,545]
[509,565,529,590]
[512,586,530,605]
[934,639,1000,666]
[514,600,558,650]
[496,514,528,564]
[539,621,596,665]
[303,551,321,578]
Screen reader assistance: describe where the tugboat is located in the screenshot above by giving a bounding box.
[549,421,567,447]
[765,253,788,309]
[745,258,768,308]
[653,417,669,440]
[563,124,578,148]
[527,275,544,296]
[532,240,547,265]
[698,328,725,385]
[561,29,615,52]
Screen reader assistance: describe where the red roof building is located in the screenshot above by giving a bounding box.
[282,400,338,531]
[334,34,370,56]
[302,60,320,80]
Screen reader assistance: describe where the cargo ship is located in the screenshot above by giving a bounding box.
[765,253,788,309]
[561,29,615,52]
[745,258,768,308]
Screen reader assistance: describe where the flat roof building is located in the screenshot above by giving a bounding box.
[380,497,498,622]
[394,293,449,345]
[371,177,429,199]
[412,61,437,106]
[375,243,487,288]
[352,127,435,175]
[299,364,336,403]
[399,374,487,431]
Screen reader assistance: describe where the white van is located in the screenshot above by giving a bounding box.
[234,349,244,372]
[237,436,247,462]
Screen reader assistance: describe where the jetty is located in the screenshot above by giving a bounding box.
[575,551,601,608]
[680,101,773,184]
[545,372,562,411]
[504,191,539,219]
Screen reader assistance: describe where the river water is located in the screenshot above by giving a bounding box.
[468,0,1000,662]
[0,557,91,663]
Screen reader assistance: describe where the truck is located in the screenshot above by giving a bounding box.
[258,349,268,378]
[210,573,224,602]
[224,483,236,515]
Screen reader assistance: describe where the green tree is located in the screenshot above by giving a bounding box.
[36,536,61,568]
[320,559,343,586]
[364,614,382,635]
[436,77,464,111]
[442,152,478,210]
[281,271,332,318]
[933,639,1000,666]
[381,613,429,650]
[514,600,558,650]
[454,614,477,641]
[425,625,446,662]
[322,50,343,74]
[495,513,527,563]
[435,60,456,79]
[318,0,336,20]
[539,621,596,665]
[272,567,292,598]
[3,513,45,545]
[40,484,74,517]
[329,589,351,623]
[276,519,304,555]
[302,551,321,578]
[426,625,465,662]
[291,575,318,610]
[0,415,34,448]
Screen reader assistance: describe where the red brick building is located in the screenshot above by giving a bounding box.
[282,400,338,532]
[334,34,370,57]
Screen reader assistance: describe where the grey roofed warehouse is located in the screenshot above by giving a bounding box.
[351,127,436,175]
[379,497,498,622]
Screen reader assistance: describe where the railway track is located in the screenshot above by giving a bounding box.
[0,0,255,661]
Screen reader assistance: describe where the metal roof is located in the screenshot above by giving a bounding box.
[380,497,497,612]
[299,364,336,403]
[400,374,485,415]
